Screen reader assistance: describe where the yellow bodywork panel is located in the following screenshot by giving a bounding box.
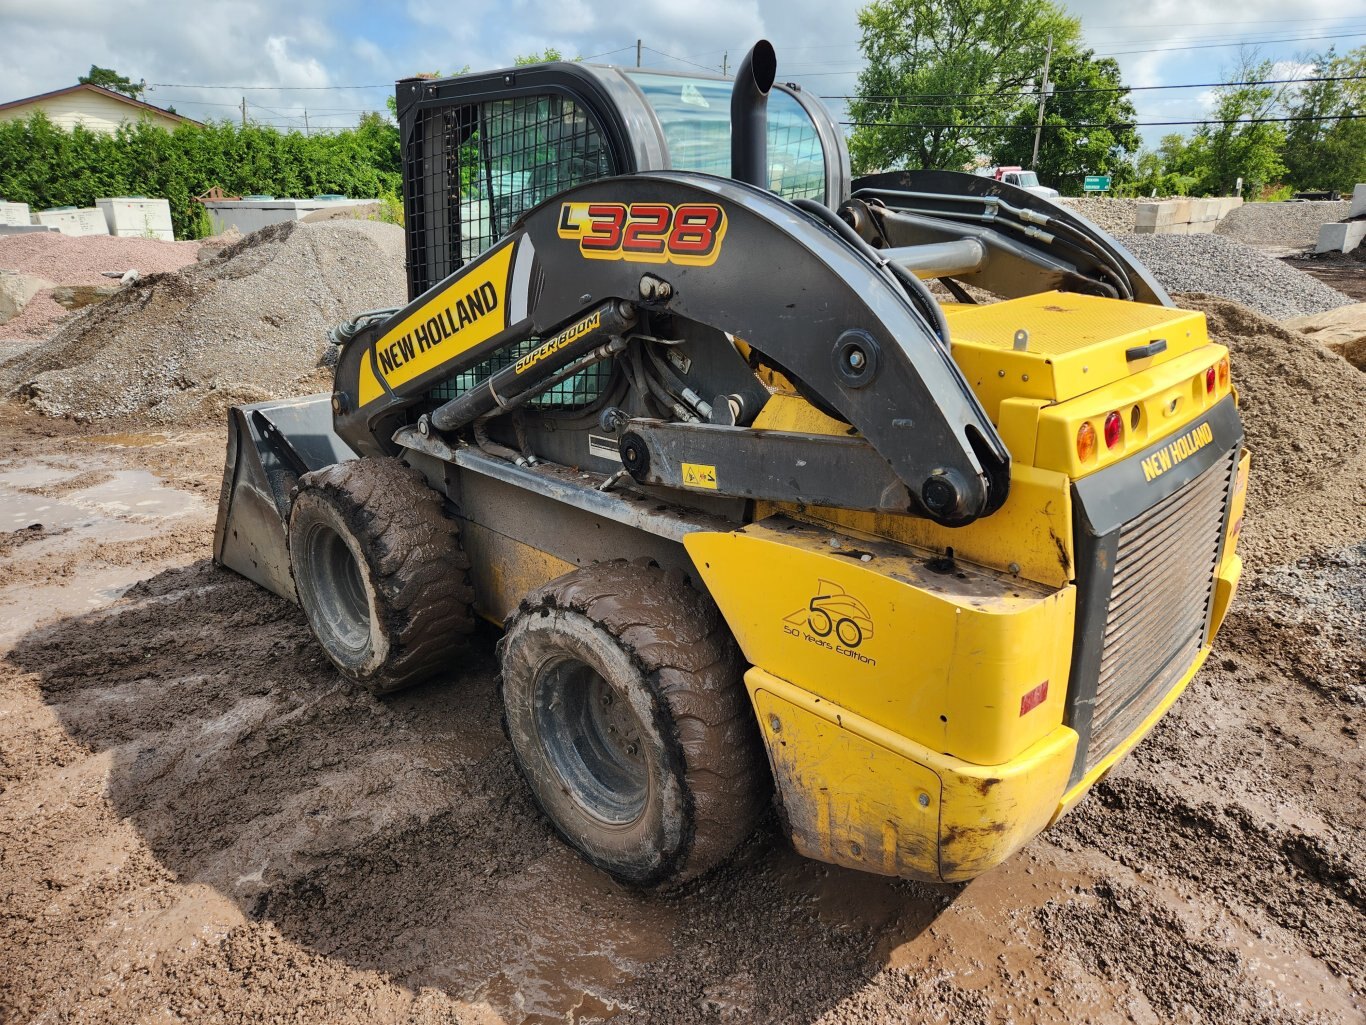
[357,240,515,407]
[944,292,1210,420]
[1210,449,1251,638]
[1033,343,1233,479]
[684,516,1075,765]
[748,669,1077,882]
[753,394,1075,588]
[458,520,576,626]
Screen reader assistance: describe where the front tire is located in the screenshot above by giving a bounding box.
[288,457,474,693]
[499,561,767,888]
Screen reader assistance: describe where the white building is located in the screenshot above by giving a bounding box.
[0,83,199,134]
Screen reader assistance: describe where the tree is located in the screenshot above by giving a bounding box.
[1191,53,1288,195]
[514,48,580,66]
[1282,46,1366,194]
[991,49,1139,194]
[78,65,144,99]
[847,0,1081,174]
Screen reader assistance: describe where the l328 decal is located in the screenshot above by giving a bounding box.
[558,201,727,266]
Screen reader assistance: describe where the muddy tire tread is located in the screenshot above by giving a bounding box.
[505,560,767,885]
[292,458,474,692]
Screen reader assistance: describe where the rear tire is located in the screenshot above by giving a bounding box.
[499,560,766,888]
[288,457,474,693]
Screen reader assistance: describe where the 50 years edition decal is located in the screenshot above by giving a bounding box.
[558,201,727,266]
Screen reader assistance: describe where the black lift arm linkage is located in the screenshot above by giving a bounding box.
[337,172,1010,526]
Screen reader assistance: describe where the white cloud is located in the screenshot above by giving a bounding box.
[0,0,1360,142]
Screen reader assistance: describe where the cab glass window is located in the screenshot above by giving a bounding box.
[625,72,826,200]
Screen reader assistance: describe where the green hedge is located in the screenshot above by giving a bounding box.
[0,112,401,239]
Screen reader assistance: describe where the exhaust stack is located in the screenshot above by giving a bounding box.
[730,40,777,190]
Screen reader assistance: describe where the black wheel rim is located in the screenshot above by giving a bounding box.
[302,522,370,657]
[533,656,650,826]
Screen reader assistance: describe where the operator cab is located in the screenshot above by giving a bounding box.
[394,61,849,298]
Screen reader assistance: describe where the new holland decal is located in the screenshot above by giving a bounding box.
[558,201,727,266]
[357,240,515,406]
[1141,420,1215,482]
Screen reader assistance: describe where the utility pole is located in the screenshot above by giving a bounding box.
[636,39,642,67]
[240,96,247,128]
[722,51,729,76]
[303,109,310,136]
[1030,33,1052,170]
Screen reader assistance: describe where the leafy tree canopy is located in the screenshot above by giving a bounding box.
[78,65,144,99]
[991,49,1139,194]
[847,0,1080,174]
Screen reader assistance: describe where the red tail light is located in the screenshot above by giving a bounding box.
[1104,410,1123,448]
[1205,366,1216,394]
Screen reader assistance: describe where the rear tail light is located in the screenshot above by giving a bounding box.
[1077,421,1097,462]
[1205,366,1216,394]
[1218,357,1229,388]
[1104,410,1123,448]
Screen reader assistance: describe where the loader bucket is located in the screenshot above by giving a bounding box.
[213,394,355,603]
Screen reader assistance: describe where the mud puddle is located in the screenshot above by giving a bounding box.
[0,451,210,643]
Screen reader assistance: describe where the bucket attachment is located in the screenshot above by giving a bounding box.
[213,394,355,602]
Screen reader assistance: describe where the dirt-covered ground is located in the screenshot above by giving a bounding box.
[1,297,1363,1022]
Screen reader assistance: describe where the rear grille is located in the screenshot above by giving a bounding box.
[1086,450,1235,767]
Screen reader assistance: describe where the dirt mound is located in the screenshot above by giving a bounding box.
[0,232,201,340]
[0,220,405,424]
[1175,292,1366,564]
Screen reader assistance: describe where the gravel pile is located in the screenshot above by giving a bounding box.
[1214,200,1350,249]
[0,233,201,340]
[0,219,406,424]
[1174,291,1366,563]
[1118,232,1352,318]
[1057,197,1141,236]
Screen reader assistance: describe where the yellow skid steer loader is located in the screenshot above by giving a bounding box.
[215,43,1249,887]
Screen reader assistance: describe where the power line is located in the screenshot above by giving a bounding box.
[785,30,1366,77]
[641,46,723,73]
[834,74,1366,103]
[842,113,1366,129]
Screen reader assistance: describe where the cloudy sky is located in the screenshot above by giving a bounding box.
[1,0,1363,149]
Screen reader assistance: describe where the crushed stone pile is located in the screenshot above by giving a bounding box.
[0,219,406,424]
[1120,233,1352,319]
[1214,200,1350,250]
[0,232,201,340]
[1058,197,1140,236]
[1174,292,1366,564]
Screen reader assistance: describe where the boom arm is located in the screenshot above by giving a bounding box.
[332,172,1012,526]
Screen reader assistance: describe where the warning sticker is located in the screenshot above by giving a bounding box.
[681,462,718,489]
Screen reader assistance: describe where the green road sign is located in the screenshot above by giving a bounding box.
[1084,175,1112,192]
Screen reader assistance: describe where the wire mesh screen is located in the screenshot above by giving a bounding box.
[402,92,617,299]
[426,341,614,410]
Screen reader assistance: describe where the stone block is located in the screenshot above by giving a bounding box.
[1315,220,1366,254]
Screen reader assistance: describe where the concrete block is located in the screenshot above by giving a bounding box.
[1316,220,1366,254]
[1350,184,1366,220]
[1188,219,1217,233]
[0,224,58,235]
[96,197,174,240]
[1136,200,1188,228]
[0,200,31,226]
[202,197,378,236]
[33,207,109,236]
